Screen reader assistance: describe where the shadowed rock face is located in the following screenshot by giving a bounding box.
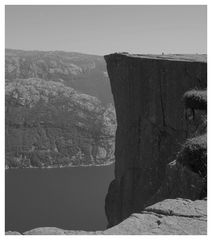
[5,78,116,168]
[104,53,207,227]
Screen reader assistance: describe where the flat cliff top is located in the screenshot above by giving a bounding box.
[105,53,207,63]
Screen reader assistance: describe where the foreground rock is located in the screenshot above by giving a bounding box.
[5,231,21,235]
[5,78,116,168]
[104,198,207,235]
[7,198,206,235]
[104,53,207,227]
[24,227,98,235]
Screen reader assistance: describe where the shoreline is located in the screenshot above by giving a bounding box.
[5,161,115,171]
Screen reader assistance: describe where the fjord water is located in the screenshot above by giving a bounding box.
[5,164,114,233]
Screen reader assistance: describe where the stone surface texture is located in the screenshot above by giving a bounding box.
[5,53,207,235]
[104,53,207,227]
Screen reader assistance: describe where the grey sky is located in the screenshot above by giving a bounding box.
[5,5,207,55]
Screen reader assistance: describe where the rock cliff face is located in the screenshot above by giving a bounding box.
[5,78,116,168]
[104,53,207,227]
[6,53,207,235]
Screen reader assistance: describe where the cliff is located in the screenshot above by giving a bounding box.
[104,53,207,227]
[6,53,207,234]
[5,78,116,168]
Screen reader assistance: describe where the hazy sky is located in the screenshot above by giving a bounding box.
[5,5,207,55]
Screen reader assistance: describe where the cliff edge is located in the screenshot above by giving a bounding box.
[6,53,207,235]
[104,53,207,227]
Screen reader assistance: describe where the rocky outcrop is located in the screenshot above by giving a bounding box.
[5,78,116,168]
[183,89,207,138]
[5,231,21,235]
[147,90,207,206]
[104,53,207,227]
[7,198,206,235]
[23,228,98,235]
[104,198,207,235]
[5,53,207,235]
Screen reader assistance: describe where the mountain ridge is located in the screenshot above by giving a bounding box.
[5,49,116,168]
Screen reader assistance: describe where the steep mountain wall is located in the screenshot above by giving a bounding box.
[104,53,207,226]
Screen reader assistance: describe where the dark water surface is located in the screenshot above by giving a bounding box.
[5,164,114,233]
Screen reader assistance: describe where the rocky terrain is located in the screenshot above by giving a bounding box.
[6,78,116,168]
[5,49,116,168]
[5,49,113,104]
[104,53,207,228]
[6,53,207,234]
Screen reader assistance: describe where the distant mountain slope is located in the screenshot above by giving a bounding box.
[5,78,116,168]
[5,49,113,104]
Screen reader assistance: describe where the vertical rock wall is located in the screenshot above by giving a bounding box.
[104,53,207,227]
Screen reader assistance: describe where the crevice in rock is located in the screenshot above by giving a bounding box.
[142,210,206,219]
[159,67,167,128]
